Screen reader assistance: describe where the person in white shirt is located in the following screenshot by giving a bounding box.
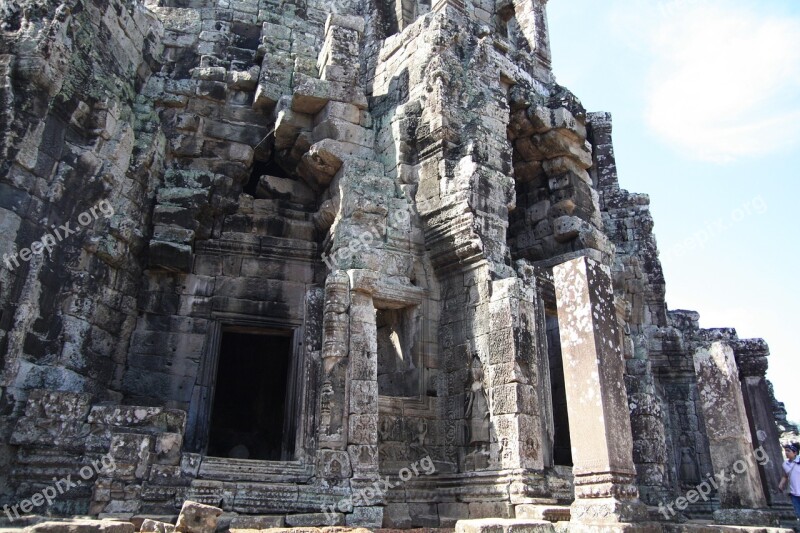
[779,442,800,519]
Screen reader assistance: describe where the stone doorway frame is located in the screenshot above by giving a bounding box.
[185,315,309,463]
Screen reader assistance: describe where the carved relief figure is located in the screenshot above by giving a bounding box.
[320,380,334,433]
[678,433,700,484]
[319,272,350,445]
[465,357,490,445]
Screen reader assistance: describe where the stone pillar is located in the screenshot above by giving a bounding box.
[733,339,788,508]
[693,341,773,525]
[345,270,382,528]
[346,270,380,476]
[318,271,351,450]
[485,278,545,476]
[553,256,648,529]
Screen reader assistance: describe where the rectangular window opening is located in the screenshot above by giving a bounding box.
[207,327,295,461]
[377,307,420,398]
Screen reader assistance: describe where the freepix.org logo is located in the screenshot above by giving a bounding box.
[322,456,436,523]
[3,453,116,522]
[2,199,115,272]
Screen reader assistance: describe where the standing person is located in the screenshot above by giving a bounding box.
[779,442,800,520]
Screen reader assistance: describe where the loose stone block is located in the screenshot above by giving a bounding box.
[174,501,223,533]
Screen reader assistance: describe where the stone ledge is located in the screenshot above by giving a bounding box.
[455,518,555,533]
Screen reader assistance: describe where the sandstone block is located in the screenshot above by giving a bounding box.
[175,501,222,533]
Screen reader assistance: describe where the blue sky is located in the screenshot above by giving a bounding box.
[547,0,800,422]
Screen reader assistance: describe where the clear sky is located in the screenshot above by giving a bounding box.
[547,0,800,422]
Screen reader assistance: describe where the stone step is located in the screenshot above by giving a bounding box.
[456,518,555,533]
[197,457,314,483]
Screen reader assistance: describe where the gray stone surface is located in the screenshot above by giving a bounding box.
[0,0,793,529]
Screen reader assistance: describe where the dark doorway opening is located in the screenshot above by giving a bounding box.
[546,313,573,466]
[207,327,294,460]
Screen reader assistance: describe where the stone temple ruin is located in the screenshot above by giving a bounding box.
[0,0,796,531]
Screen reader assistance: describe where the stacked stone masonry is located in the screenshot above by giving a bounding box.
[0,0,793,531]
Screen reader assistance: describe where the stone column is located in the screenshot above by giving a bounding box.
[733,339,788,508]
[693,341,774,526]
[346,270,380,477]
[318,271,351,450]
[485,278,545,476]
[553,256,647,529]
[345,270,382,528]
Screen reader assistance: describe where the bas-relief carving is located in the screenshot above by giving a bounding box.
[319,358,348,446]
[319,273,351,447]
[464,357,491,471]
[465,357,490,445]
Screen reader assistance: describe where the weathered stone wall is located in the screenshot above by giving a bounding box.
[0,0,794,528]
[0,0,166,504]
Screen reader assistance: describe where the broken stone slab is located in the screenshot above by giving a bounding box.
[140,519,175,533]
[174,501,222,533]
[456,518,555,533]
[28,520,136,533]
